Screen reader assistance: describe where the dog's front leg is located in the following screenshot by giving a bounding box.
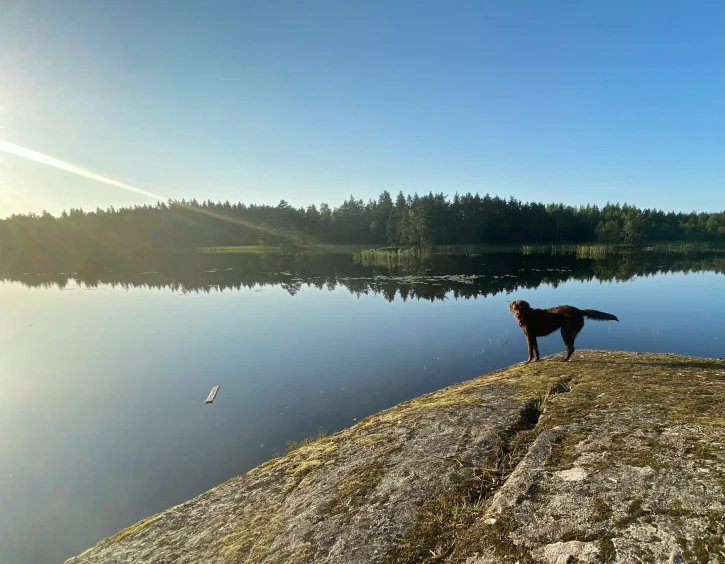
[525,333,534,363]
[531,336,541,361]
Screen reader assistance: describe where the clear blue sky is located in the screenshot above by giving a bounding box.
[0,0,722,217]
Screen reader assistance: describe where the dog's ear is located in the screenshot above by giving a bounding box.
[508,301,516,312]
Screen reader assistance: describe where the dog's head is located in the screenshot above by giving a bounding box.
[508,300,530,326]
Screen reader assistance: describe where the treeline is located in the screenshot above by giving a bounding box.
[1,192,724,259]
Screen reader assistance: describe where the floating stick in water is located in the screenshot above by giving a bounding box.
[206,386,220,404]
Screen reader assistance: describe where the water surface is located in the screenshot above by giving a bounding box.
[1,250,723,563]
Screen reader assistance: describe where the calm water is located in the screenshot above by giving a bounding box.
[1,251,723,563]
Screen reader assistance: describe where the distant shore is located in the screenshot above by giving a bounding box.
[197,240,720,254]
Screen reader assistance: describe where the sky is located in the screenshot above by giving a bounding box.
[0,0,723,217]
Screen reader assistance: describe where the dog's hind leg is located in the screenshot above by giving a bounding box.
[560,319,584,361]
[561,337,575,361]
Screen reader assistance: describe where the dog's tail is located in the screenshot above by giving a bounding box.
[583,309,619,322]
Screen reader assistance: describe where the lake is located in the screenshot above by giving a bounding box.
[1,248,723,564]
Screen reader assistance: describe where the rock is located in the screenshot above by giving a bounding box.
[553,467,588,482]
[532,540,600,563]
[65,351,725,564]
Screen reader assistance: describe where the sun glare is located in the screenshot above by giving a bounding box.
[0,138,277,235]
[0,139,164,202]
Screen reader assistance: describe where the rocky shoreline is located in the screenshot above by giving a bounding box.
[66,351,725,564]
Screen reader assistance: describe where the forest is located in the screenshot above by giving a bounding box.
[1,192,724,260]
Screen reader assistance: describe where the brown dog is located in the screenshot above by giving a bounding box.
[509,300,619,363]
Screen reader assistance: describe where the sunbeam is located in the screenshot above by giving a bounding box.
[0,139,284,238]
[0,139,163,201]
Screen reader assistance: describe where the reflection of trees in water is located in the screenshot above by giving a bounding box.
[1,251,723,302]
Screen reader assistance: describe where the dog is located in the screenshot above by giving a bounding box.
[508,300,619,363]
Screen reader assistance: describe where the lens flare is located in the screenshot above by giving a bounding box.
[0,139,163,201]
[0,139,283,238]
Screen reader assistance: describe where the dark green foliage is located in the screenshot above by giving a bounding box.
[1,194,723,265]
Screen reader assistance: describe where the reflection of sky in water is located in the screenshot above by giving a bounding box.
[0,271,723,563]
